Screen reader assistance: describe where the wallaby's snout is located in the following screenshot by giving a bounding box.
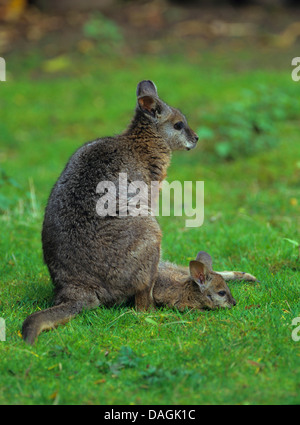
[185,128,199,151]
[207,273,237,310]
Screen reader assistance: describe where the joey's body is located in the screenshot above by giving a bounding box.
[154,262,202,310]
[154,253,238,311]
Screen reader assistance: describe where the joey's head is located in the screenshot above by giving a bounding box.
[135,80,198,151]
[188,251,237,310]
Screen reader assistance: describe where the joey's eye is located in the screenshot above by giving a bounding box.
[174,121,184,130]
[218,291,226,297]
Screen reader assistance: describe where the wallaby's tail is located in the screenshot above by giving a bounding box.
[22,301,83,345]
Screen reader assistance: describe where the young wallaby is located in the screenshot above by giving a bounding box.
[22,80,199,345]
[153,251,237,310]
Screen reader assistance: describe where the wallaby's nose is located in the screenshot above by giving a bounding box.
[232,299,237,306]
[194,134,199,142]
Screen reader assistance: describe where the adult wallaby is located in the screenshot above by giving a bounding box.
[153,251,257,310]
[22,80,199,344]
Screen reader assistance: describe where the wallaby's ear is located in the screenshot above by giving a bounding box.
[196,251,213,272]
[136,80,160,118]
[189,260,207,286]
[136,80,158,98]
[138,96,158,117]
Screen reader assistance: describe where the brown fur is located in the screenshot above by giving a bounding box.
[22,81,257,345]
[153,252,237,311]
[22,80,199,344]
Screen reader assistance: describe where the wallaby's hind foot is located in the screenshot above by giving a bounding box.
[135,287,156,311]
[215,271,258,282]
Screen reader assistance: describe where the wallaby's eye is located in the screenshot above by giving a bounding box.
[218,291,226,297]
[174,121,184,130]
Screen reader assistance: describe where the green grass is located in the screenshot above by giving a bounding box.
[0,45,299,405]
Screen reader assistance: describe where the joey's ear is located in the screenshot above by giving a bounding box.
[137,96,159,117]
[195,251,213,272]
[136,80,160,117]
[136,80,158,98]
[189,260,207,285]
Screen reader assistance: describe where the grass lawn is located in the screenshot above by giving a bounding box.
[0,41,299,405]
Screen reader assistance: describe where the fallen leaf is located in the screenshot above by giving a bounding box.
[245,304,261,310]
[49,391,58,400]
[247,359,264,374]
[94,379,106,385]
[247,360,261,367]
